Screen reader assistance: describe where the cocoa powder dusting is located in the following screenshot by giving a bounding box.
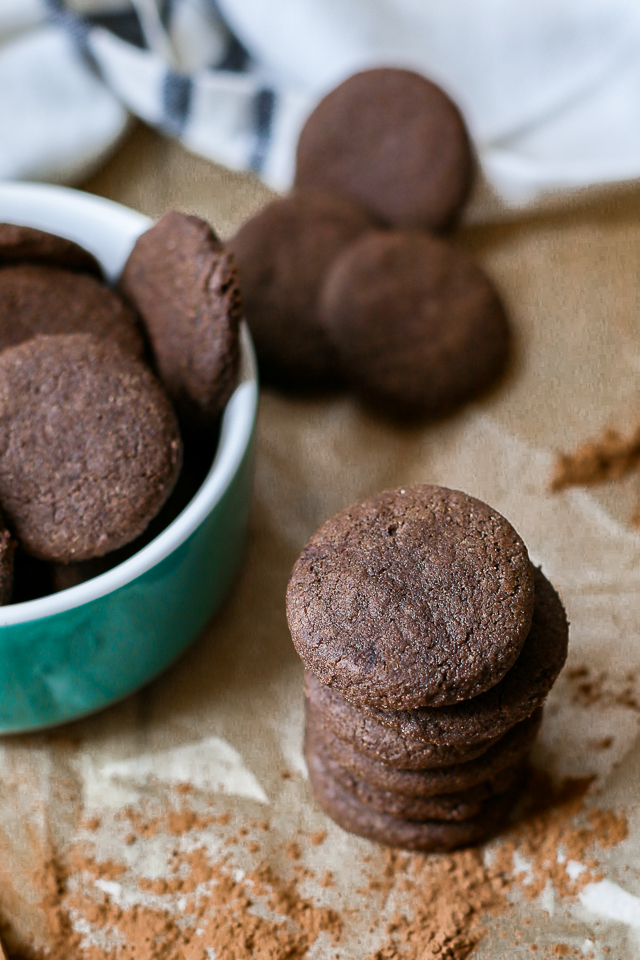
[363,773,626,960]
[550,423,640,491]
[7,804,342,960]
[365,848,504,960]
[2,775,628,960]
[565,664,640,711]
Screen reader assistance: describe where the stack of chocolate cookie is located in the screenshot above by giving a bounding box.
[230,68,509,419]
[286,485,569,852]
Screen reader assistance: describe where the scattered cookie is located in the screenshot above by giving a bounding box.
[357,567,568,747]
[0,264,145,358]
[287,485,534,710]
[0,222,102,276]
[227,190,373,388]
[120,211,242,427]
[295,68,473,231]
[0,334,182,563]
[319,230,509,418]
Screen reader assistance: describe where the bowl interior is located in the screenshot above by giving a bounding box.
[0,182,257,627]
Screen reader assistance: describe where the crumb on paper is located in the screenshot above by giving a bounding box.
[1,774,629,960]
[565,664,640,712]
[550,424,640,492]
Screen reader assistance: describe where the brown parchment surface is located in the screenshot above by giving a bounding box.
[1,124,640,958]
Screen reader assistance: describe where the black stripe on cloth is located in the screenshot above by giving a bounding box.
[159,0,174,28]
[43,0,90,48]
[202,0,227,19]
[162,71,193,136]
[201,0,250,71]
[218,35,250,72]
[249,88,276,173]
[85,11,147,49]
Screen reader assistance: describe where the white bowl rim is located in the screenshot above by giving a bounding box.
[0,182,258,627]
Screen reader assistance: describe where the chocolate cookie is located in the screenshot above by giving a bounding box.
[287,485,534,710]
[310,702,541,798]
[0,223,102,276]
[319,230,509,419]
[305,671,500,769]
[0,334,182,563]
[49,434,217,591]
[227,190,372,388]
[0,512,14,604]
[359,568,568,747]
[305,722,525,822]
[0,265,145,358]
[295,68,473,232]
[120,212,241,427]
[307,744,520,852]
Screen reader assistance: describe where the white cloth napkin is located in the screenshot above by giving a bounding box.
[2,0,640,205]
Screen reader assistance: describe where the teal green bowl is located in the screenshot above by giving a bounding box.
[0,183,258,733]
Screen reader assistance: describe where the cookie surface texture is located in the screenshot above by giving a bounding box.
[304,671,500,769]
[0,223,102,276]
[227,190,372,388]
[120,211,241,427]
[359,568,568,746]
[287,485,534,710]
[50,442,214,591]
[0,334,182,563]
[0,265,144,358]
[305,722,523,822]
[307,743,520,852]
[311,704,541,798]
[295,68,473,231]
[319,230,509,418]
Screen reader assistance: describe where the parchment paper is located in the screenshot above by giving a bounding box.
[1,123,639,958]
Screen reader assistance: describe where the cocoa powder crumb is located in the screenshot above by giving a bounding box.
[551,424,640,491]
[18,818,343,960]
[565,664,640,712]
[3,773,629,960]
[364,772,627,960]
[67,854,125,881]
[166,810,214,835]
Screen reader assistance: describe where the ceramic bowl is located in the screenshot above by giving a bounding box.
[0,182,258,733]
